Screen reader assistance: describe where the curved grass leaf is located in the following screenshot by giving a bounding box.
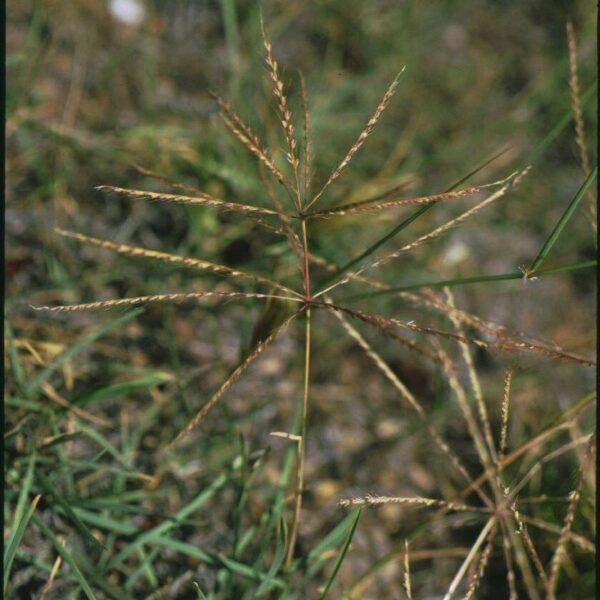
[24,308,144,398]
[255,518,288,597]
[4,482,40,593]
[318,508,362,599]
[527,166,597,275]
[30,512,97,600]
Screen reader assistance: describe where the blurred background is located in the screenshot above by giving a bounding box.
[5,1,596,598]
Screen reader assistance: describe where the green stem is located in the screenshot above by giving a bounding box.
[285,306,311,568]
[342,260,596,301]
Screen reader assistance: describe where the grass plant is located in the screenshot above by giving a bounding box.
[6,5,596,599]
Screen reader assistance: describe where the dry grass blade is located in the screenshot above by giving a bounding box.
[338,495,480,513]
[566,21,596,231]
[261,20,300,203]
[444,288,498,465]
[463,520,497,600]
[96,185,280,217]
[437,347,493,472]
[443,517,496,600]
[214,94,289,189]
[403,540,413,600]
[56,229,301,297]
[306,182,499,218]
[315,168,530,296]
[172,310,299,444]
[520,514,594,554]
[545,434,593,599]
[307,67,405,209]
[32,291,302,313]
[332,307,494,508]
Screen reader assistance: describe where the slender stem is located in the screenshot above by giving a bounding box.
[286,305,311,567]
[285,217,312,567]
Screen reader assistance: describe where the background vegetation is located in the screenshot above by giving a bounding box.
[5,1,596,598]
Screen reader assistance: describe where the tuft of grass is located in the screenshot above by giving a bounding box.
[7,6,595,599]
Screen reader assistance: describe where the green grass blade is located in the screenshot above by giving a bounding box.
[106,473,229,569]
[343,260,597,300]
[301,508,362,579]
[527,167,597,275]
[316,147,513,291]
[30,512,98,600]
[149,537,288,589]
[25,308,144,398]
[73,371,174,408]
[4,451,37,584]
[255,518,288,597]
[35,472,105,553]
[525,81,597,168]
[318,508,361,599]
[4,491,40,593]
[4,320,26,393]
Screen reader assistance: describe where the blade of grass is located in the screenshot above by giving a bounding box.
[5,320,26,393]
[72,371,174,409]
[4,492,41,593]
[526,167,597,275]
[36,472,105,553]
[318,508,362,600]
[25,308,144,398]
[105,473,229,569]
[31,512,97,600]
[300,508,364,579]
[255,518,288,597]
[526,81,597,168]
[4,450,37,584]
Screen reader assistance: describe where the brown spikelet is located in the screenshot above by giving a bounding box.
[306,183,491,218]
[309,251,518,343]
[338,494,480,513]
[261,22,299,190]
[566,21,596,231]
[133,164,205,196]
[258,164,304,258]
[330,302,595,367]
[96,185,280,217]
[499,369,513,459]
[32,291,302,313]
[438,346,494,472]
[315,168,529,297]
[444,288,498,465]
[332,306,494,508]
[509,498,548,585]
[214,94,289,188]
[300,73,312,199]
[56,229,301,297]
[171,310,298,444]
[464,520,497,600]
[307,68,405,209]
[545,433,594,598]
[445,518,497,598]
